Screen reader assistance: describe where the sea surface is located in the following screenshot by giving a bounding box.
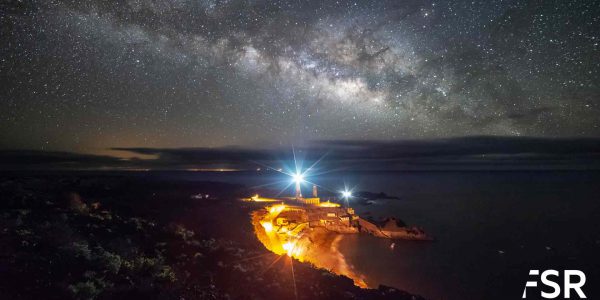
[158,170,600,300]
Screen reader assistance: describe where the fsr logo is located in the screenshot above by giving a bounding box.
[522,270,587,299]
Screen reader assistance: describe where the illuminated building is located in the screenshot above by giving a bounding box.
[249,166,429,290]
[293,173,303,199]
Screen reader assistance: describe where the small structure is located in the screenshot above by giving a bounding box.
[295,180,302,199]
[296,197,320,205]
[251,177,430,240]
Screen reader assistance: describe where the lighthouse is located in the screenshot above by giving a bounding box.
[292,172,304,199]
[295,180,302,199]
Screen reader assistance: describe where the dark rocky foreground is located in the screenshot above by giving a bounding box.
[0,172,426,300]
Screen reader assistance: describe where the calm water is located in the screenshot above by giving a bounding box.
[161,170,600,300]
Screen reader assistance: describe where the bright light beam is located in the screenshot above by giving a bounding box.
[251,147,343,197]
[302,150,330,175]
[292,173,304,184]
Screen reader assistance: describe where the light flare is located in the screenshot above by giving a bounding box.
[269,203,286,215]
[282,241,294,255]
[261,221,273,233]
[292,173,304,184]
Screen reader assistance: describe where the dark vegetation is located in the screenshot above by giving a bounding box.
[0,173,425,300]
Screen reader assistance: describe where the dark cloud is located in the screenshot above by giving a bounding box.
[0,150,127,169]
[3,137,599,171]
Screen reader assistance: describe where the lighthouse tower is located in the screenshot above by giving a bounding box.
[295,181,302,199]
[312,184,318,198]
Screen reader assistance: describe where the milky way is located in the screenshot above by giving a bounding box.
[1,0,598,153]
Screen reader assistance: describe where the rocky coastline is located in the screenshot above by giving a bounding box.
[0,173,427,300]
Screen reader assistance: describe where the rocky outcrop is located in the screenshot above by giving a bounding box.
[324,224,359,233]
[357,217,431,241]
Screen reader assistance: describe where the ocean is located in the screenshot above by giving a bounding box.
[162,170,600,300]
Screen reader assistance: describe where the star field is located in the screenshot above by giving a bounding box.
[1,0,598,153]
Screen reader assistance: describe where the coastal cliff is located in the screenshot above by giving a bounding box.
[252,202,432,290]
[358,217,431,241]
[1,174,428,300]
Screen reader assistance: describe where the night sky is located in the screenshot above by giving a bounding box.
[1,0,599,156]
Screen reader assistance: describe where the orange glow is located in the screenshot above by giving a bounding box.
[243,194,278,202]
[252,204,368,288]
[261,221,273,233]
[268,203,286,214]
[282,241,294,256]
[319,201,341,207]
